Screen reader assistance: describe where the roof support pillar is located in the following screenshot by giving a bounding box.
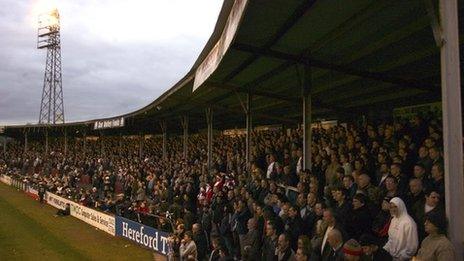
[440,0,463,258]
[246,93,253,170]
[181,115,189,160]
[3,137,7,155]
[425,0,444,47]
[160,121,167,160]
[301,65,312,170]
[206,108,213,175]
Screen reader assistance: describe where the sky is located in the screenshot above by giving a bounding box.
[0,0,223,125]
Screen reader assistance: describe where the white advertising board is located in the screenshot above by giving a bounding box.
[70,203,116,236]
[45,192,73,210]
[46,192,116,236]
[93,117,125,130]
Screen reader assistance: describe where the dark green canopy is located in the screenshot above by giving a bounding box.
[5,0,463,138]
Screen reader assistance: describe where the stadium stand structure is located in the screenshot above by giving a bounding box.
[1,0,463,260]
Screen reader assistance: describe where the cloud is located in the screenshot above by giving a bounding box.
[0,0,223,125]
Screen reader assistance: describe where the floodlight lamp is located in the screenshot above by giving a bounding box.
[39,8,60,28]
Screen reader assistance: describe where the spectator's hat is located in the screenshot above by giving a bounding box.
[342,239,362,257]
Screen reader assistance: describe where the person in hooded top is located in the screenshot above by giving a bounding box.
[383,197,419,261]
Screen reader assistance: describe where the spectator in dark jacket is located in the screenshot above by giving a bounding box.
[285,205,304,251]
[301,192,318,236]
[321,209,347,260]
[322,229,344,261]
[276,233,295,261]
[430,163,445,196]
[390,163,408,195]
[412,164,431,190]
[258,180,269,203]
[219,204,234,257]
[405,178,424,212]
[232,200,251,258]
[192,223,209,261]
[342,175,357,200]
[241,218,261,260]
[208,237,221,261]
[262,221,279,261]
[282,165,298,187]
[331,187,352,226]
[347,193,372,240]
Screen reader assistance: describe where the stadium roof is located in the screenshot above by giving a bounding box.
[4,0,463,137]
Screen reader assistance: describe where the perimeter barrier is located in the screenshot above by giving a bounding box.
[0,174,172,258]
[115,216,171,255]
[4,175,39,200]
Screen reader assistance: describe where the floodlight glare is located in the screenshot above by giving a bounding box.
[42,9,59,27]
[37,8,60,49]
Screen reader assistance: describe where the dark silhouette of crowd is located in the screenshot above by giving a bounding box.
[0,115,455,260]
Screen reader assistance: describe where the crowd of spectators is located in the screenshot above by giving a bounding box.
[0,115,455,260]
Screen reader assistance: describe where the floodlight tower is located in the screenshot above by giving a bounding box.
[37,8,65,124]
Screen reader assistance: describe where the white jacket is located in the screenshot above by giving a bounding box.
[383,197,419,260]
[179,240,197,261]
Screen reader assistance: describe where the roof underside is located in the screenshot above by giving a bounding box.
[5,0,464,138]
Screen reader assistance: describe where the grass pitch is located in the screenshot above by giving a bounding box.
[0,182,157,260]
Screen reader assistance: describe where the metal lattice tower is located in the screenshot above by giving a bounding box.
[37,9,64,124]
